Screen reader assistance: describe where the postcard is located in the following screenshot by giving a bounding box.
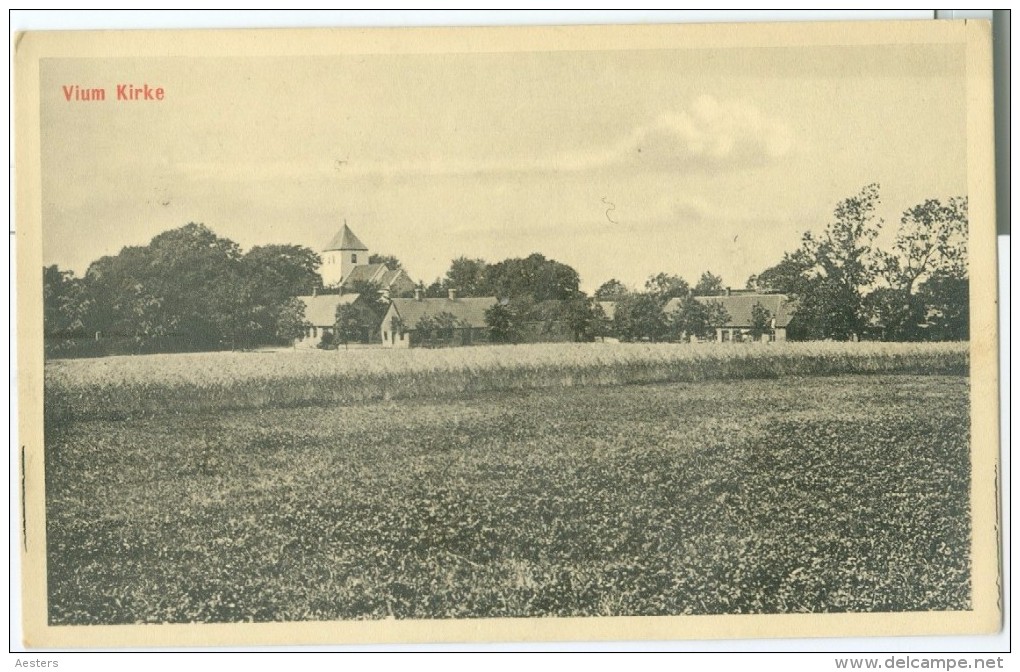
[14,19,999,647]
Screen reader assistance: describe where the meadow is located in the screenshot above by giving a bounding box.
[43,342,971,623]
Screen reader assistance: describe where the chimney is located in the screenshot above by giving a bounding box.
[725,286,732,296]
[448,288,458,301]
[414,288,423,301]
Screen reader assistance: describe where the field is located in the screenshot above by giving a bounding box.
[45,341,968,422]
[44,342,971,623]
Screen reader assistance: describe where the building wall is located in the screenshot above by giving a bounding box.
[380,311,410,348]
[320,251,344,288]
[340,247,368,285]
[294,325,331,349]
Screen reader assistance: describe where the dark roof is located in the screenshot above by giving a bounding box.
[340,264,415,292]
[664,293,796,328]
[298,294,360,326]
[324,223,368,252]
[341,264,387,286]
[388,297,497,330]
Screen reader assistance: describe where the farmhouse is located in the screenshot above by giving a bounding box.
[293,293,361,349]
[380,290,497,348]
[665,291,796,342]
[319,222,416,297]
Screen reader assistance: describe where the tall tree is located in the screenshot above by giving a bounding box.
[693,271,725,297]
[344,279,390,332]
[240,244,321,344]
[917,275,969,341]
[644,273,690,303]
[666,296,729,342]
[560,296,604,342]
[43,265,90,338]
[800,183,884,339]
[748,301,774,340]
[243,244,322,303]
[423,278,447,298]
[334,303,364,350]
[594,278,629,301]
[869,197,968,340]
[485,253,580,301]
[443,256,489,296]
[881,197,968,292]
[484,303,514,343]
[747,249,815,296]
[614,293,669,342]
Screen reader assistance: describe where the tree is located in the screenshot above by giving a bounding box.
[243,244,322,302]
[614,293,669,342]
[869,197,968,341]
[881,197,968,293]
[344,279,389,319]
[484,303,514,343]
[78,224,325,351]
[485,254,580,301]
[273,297,308,345]
[863,286,919,341]
[423,278,447,298]
[800,183,884,340]
[334,303,363,350]
[917,275,969,341]
[693,271,725,297]
[81,223,246,349]
[561,296,604,342]
[239,244,322,345]
[444,256,489,297]
[368,253,403,269]
[433,311,463,344]
[594,278,629,301]
[43,265,90,338]
[666,296,729,342]
[412,312,463,347]
[644,273,690,303]
[748,301,774,341]
[747,249,815,295]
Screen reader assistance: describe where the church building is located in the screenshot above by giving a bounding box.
[293,222,417,349]
[319,221,416,296]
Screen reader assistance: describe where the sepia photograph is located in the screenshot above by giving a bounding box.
[15,17,999,648]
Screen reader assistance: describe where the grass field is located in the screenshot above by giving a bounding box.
[45,351,971,623]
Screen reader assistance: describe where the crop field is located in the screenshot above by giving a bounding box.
[43,342,971,623]
[45,341,968,422]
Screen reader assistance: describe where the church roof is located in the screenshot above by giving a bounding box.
[341,264,414,291]
[324,223,368,252]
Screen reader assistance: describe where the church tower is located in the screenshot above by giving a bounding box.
[320,221,369,288]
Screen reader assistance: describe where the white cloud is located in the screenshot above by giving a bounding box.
[169,95,793,183]
[604,94,793,169]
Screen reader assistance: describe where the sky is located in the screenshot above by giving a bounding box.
[39,38,967,293]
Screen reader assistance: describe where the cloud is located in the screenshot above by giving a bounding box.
[591,94,793,170]
[171,95,793,183]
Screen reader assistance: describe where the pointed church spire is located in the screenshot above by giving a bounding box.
[324,220,368,252]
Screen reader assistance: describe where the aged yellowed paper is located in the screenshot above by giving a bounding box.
[15,20,999,647]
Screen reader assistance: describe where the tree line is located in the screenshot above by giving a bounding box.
[746,184,968,341]
[44,184,969,356]
[44,223,321,353]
